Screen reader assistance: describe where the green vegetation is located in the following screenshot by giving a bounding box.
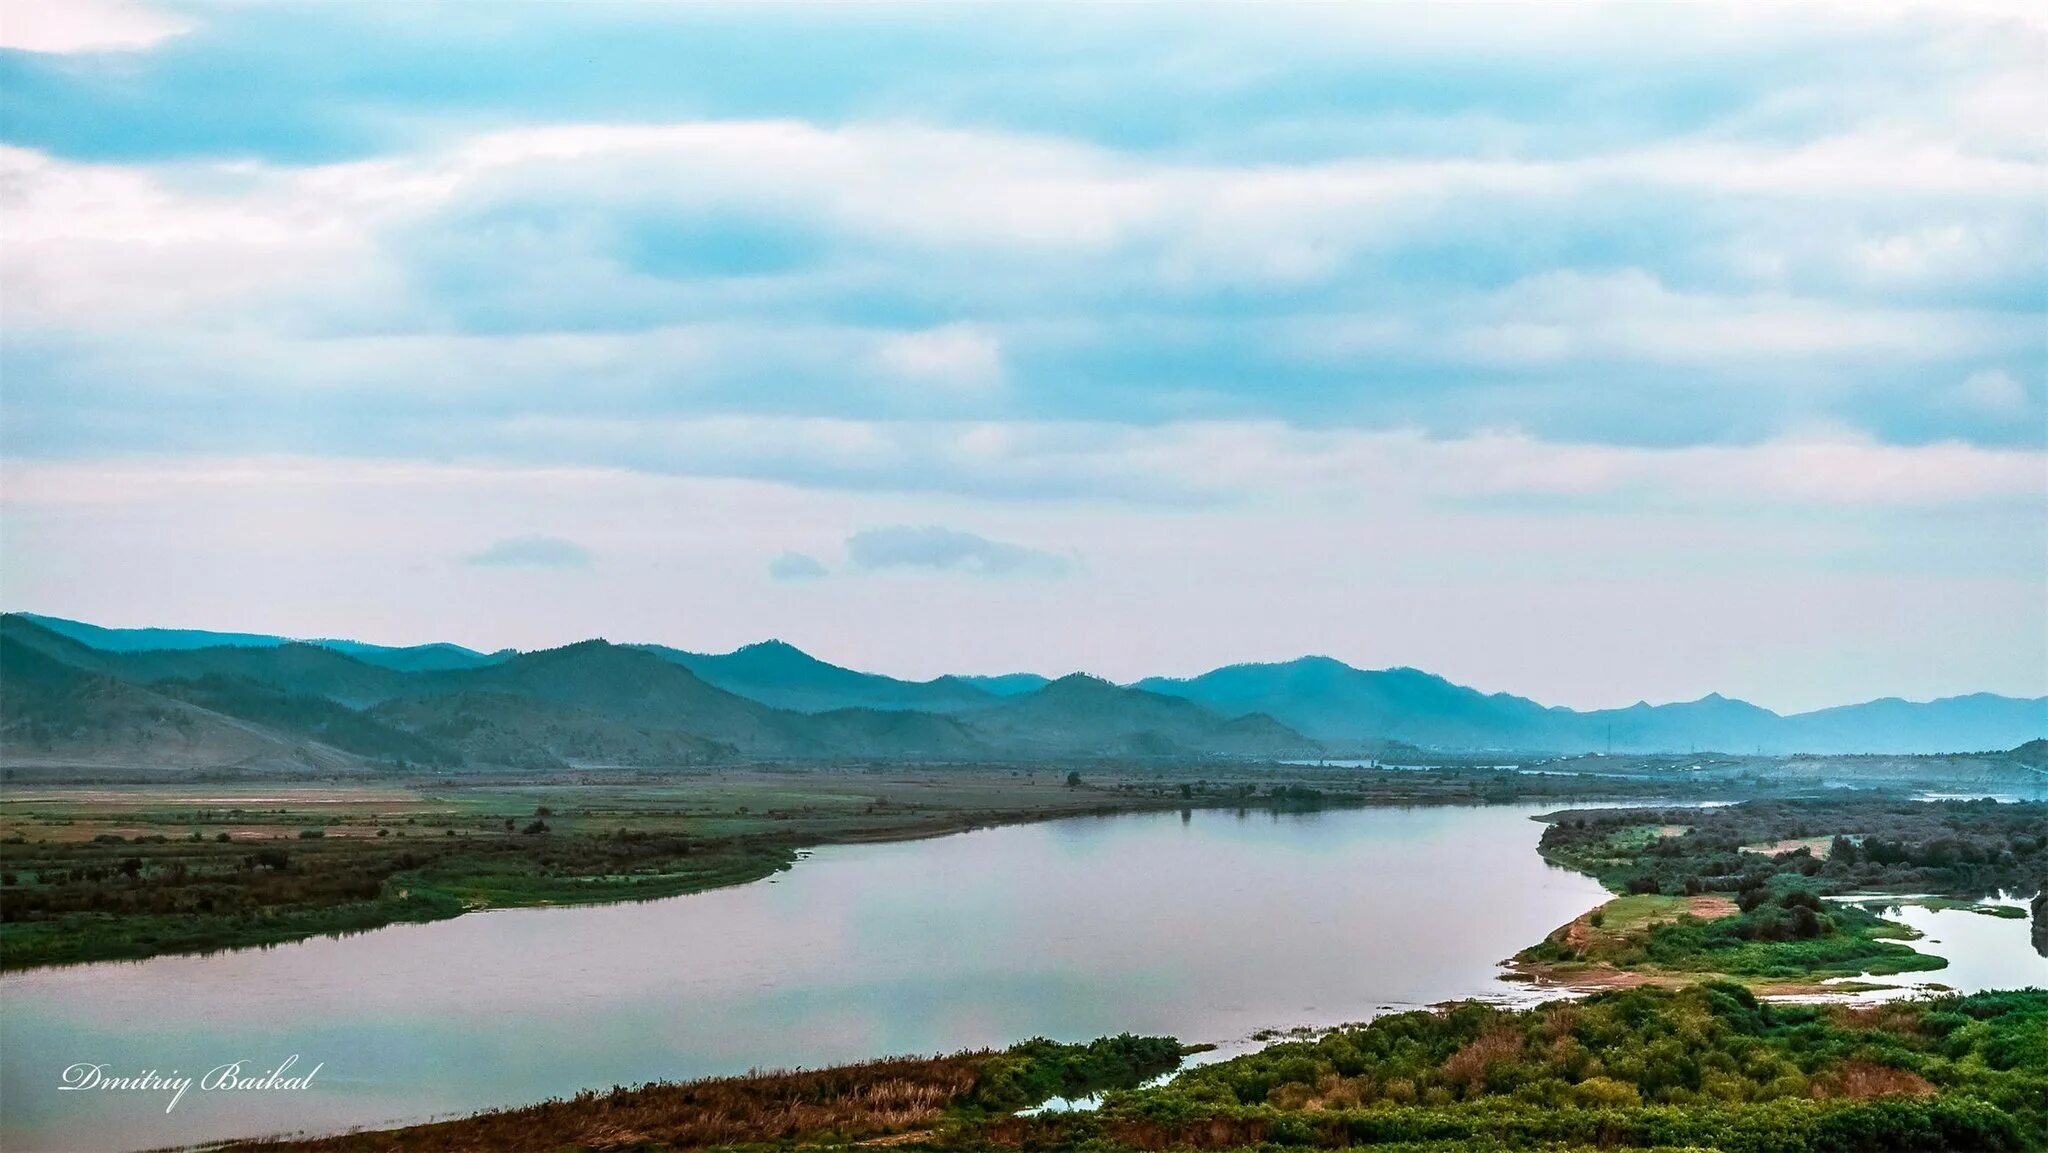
[1539,799,2048,899]
[157,674,464,766]
[218,986,2048,1153]
[967,1035,1186,1112]
[1031,985,2048,1153]
[1516,887,1943,984]
[1517,798,2048,986]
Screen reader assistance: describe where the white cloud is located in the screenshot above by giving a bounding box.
[873,324,1005,395]
[845,525,1071,578]
[0,0,189,53]
[462,534,592,568]
[11,425,2037,514]
[1448,270,2018,365]
[6,97,2042,327]
[767,551,829,581]
[0,147,417,327]
[1282,269,2028,375]
[1950,367,2029,415]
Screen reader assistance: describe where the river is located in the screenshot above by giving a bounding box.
[2,802,2040,1152]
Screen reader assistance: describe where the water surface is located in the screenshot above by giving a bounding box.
[4,802,2038,1152]
[1847,898,2048,1000]
[3,804,1612,1151]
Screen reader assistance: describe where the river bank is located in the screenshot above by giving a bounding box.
[207,985,2048,1153]
[1505,798,2048,996]
[0,764,1748,970]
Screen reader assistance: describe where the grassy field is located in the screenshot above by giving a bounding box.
[0,768,1167,969]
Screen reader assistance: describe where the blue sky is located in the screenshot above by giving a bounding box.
[1,0,2042,711]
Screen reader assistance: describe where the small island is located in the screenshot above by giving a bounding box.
[1510,798,2048,992]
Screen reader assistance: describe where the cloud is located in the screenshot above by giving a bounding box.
[3,101,2040,458]
[845,526,1072,577]
[767,551,828,581]
[462,534,592,568]
[1950,368,2029,415]
[0,0,189,54]
[874,324,1005,395]
[0,2,2040,712]
[8,414,2042,514]
[5,3,2043,165]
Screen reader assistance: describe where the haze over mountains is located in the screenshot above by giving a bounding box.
[0,615,1313,773]
[1133,659,2046,758]
[2,613,2042,775]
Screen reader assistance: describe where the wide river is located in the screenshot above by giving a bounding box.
[2,803,2041,1152]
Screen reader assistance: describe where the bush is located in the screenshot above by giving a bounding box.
[971,1035,1182,1111]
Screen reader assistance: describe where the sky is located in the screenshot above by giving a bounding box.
[0,0,2043,713]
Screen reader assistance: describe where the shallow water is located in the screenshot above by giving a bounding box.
[1836,897,2048,1000]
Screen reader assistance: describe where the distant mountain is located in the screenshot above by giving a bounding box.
[18,612,508,672]
[0,616,1308,771]
[19,613,294,653]
[1135,658,1561,747]
[635,640,997,714]
[313,640,512,673]
[0,623,420,710]
[961,674,1318,758]
[950,673,1053,697]
[1779,695,2048,756]
[0,630,372,773]
[368,690,735,771]
[411,642,1293,760]
[1137,657,2048,755]
[1571,693,1787,755]
[401,640,991,760]
[5,612,2039,764]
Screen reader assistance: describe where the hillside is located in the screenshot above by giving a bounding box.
[636,640,997,714]
[1138,656,2047,754]
[1136,658,1560,747]
[0,616,1310,771]
[960,674,1318,758]
[368,691,735,771]
[948,673,1053,697]
[19,612,507,672]
[0,633,372,773]
[6,612,2039,761]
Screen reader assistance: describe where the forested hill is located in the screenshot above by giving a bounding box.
[1135,658,2048,754]
[10,612,2045,760]
[0,615,1316,773]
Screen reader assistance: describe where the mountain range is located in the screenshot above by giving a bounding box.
[1132,658,2047,756]
[2,612,2043,774]
[0,615,1315,772]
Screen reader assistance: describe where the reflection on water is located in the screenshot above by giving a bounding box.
[2,804,1607,1153]
[3,804,2040,1152]
[1818,897,2048,1001]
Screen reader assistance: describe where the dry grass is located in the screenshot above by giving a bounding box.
[1740,836,1838,859]
[1440,1027,1525,1091]
[1834,1002,1926,1035]
[220,1053,991,1153]
[1552,893,1737,954]
[1813,1061,1936,1100]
